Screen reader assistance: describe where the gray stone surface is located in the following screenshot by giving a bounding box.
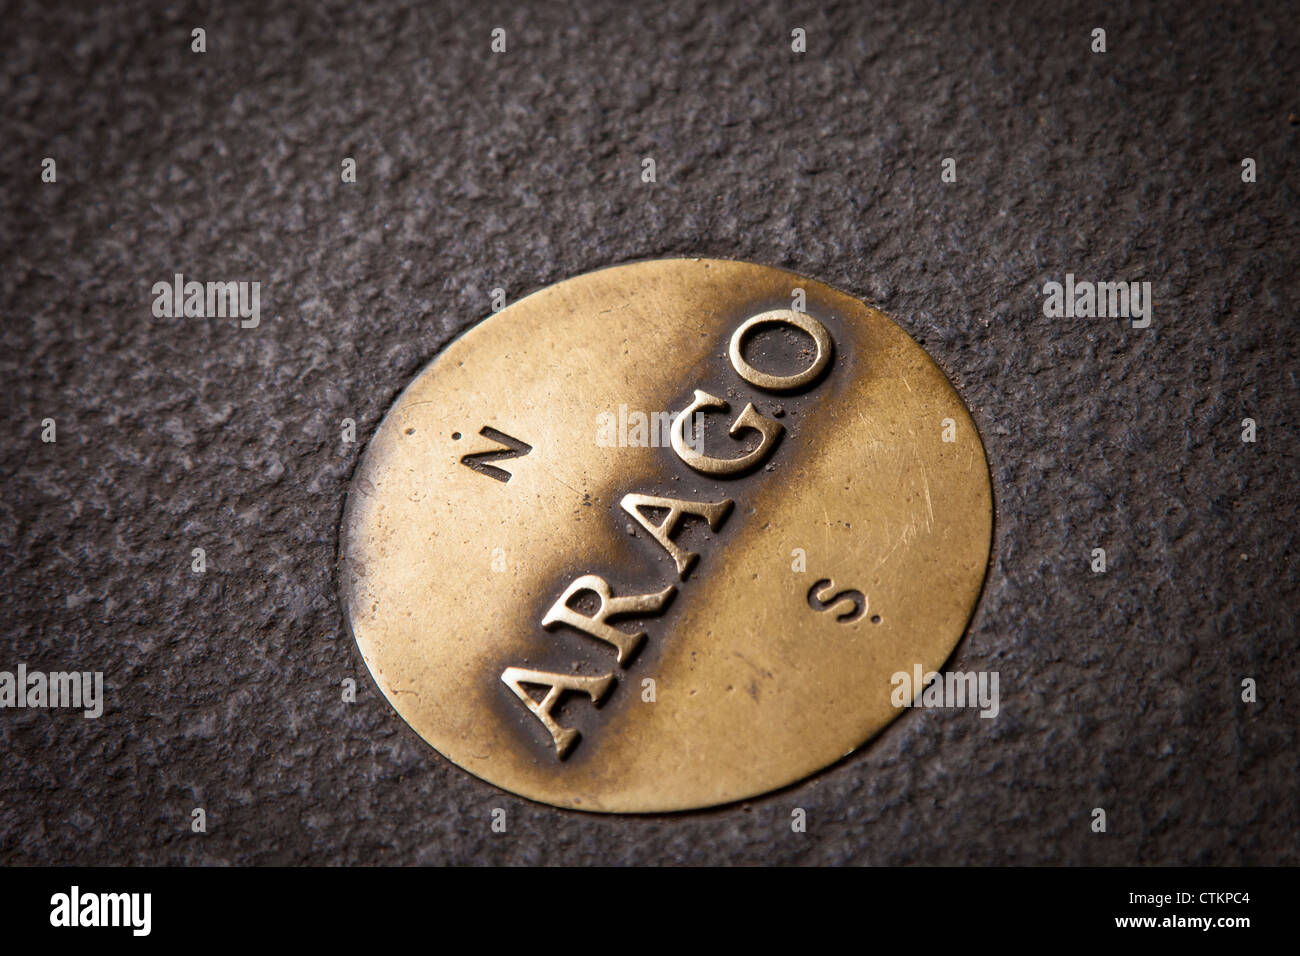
[1,0,1296,865]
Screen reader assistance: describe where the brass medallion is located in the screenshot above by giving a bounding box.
[340,258,993,812]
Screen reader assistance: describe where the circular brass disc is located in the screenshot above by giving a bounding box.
[340,258,992,812]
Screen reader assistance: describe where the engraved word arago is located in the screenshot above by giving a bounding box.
[499,309,835,759]
[341,257,993,813]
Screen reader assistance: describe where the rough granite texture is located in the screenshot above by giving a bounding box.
[1,0,1296,865]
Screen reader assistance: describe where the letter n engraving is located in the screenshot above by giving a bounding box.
[460,426,532,483]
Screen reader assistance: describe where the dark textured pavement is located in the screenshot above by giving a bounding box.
[1,0,1296,864]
